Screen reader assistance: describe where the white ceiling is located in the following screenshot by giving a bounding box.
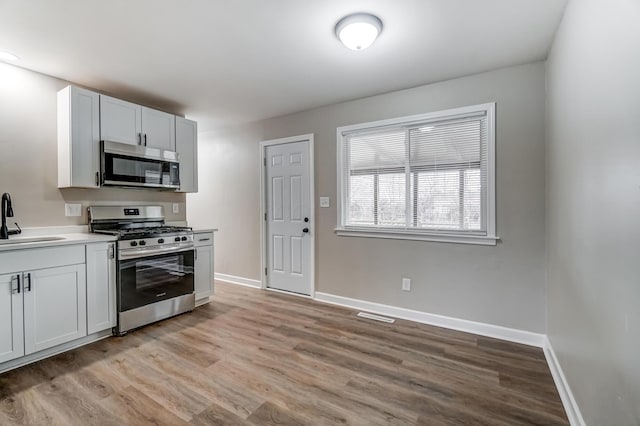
[0,0,566,131]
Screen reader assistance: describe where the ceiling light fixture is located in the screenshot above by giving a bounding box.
[0,51,19,61]
[335,13,383,51]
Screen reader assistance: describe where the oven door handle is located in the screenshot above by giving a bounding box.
[119,245,194,260]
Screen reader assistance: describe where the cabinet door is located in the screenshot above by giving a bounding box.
[0,274,24,363]
[86,243,116,334]
[57,86,100,188]
[100,95,142,146]
[23,264,87,355]
[195,245,213,301]
[141,106,175,151]
[176,117,198,193]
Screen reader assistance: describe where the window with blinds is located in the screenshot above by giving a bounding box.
[336,103,496,244]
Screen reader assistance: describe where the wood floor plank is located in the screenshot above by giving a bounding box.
[208,359,357,425]
[32,375,121,426]
[100,385,187,425]
[0,281,568,425]
[105,349,212,421]
[346,376,510,426]
[247,401,308,426]
[0,387,59,426]
[131,341,265,419]
[190,402,252,426]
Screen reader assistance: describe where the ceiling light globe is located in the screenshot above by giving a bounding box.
[336,13,382,51]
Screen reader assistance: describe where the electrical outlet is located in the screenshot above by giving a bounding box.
[172,203,179,214]
[320,197,330,208]
[402,278,411,292]
[64,203,82,217]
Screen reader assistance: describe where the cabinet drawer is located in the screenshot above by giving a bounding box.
[194,232,214,247]
[0,245,85,274]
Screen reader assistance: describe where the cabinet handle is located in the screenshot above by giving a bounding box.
[198,238,210,242]
[11,274,20,294]
[25,272,32,292]
[138,133,142,145]
[195,250,198,260]
[143,134,147,146]
[95,171,100,186]
[109,244,115,259]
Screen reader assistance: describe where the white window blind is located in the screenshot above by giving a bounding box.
[337,103,496,244]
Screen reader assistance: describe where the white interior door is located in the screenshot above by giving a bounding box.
[265,138,312,295]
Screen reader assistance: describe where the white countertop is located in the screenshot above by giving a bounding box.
[193,228,219,233]
[0,225,216,252]
[0,232,117,252]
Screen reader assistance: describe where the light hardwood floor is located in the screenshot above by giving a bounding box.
[0,282,568,425]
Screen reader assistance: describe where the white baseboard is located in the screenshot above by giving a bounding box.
[215,273,262,288]
[544,337,586,426]
[314,292,546,348]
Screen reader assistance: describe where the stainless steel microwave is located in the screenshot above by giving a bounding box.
[101,140,180,190]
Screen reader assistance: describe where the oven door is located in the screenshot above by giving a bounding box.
[118,249,194,312]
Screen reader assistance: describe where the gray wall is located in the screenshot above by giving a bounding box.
[187,123,264,279]
[546,0,640,424]
[190,62,547,333]
[0,62,186,227]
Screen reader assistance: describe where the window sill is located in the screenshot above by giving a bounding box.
[334,227,499,246]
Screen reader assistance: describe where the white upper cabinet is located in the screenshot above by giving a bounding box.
[100,95,176,151]
[141,107,176,151]
[99,95,142,146]
[176,117,198,192]
[57,86,100,188]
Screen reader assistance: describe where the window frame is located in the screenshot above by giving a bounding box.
[335,103,498,246]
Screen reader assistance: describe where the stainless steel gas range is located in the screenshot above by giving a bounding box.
[89,206,195,336]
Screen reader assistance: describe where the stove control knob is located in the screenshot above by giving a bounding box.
[174,237,181,242]
[130,241,138,247]
[139,240,146,246]
[181,236,188,241]
[158,238,164,244]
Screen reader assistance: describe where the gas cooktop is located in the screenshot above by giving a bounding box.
[93,225,192,240]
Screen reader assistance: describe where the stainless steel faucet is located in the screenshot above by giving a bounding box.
[1,193,21,239]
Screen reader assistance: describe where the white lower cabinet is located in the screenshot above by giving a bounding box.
[195,245,213,301]
[23,264,87,354]
[0,274,24,363]
[194,231,215,304]
[86,243,116,334]
[0,244,89,365]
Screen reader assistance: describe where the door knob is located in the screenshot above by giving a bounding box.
[302,228,309,233]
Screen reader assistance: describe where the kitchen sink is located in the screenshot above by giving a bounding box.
[0,236,66,245]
